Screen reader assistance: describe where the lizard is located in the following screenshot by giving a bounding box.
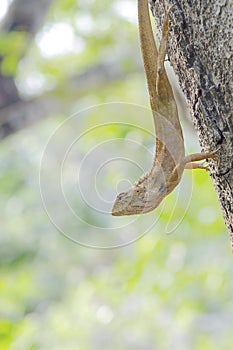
[112,0,216,216]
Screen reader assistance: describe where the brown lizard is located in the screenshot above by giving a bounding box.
[112,0,216,216]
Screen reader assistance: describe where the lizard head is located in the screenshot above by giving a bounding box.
[112,179,167,216]
[112,173,168,216]
[112,184,147,216]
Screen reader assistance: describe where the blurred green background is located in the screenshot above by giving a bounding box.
[0,0,232,349]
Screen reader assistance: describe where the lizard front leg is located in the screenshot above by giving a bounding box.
[184,151,216,163]
[183,151,217,171]
[184,162,208,171]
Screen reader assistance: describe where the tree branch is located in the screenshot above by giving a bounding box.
[0,0,53,108]
[0,57,140,139]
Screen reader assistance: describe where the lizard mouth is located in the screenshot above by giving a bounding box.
[112,206,146,216]
[112,209,125,216]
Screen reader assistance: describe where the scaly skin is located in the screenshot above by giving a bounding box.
[112,0,215,216]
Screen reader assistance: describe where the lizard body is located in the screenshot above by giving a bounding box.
[112,0,215,216]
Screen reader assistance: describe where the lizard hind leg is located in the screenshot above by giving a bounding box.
[156,2,176,96]
[157,4,174,69]
[162,0,167,13]
[162,0,176,15]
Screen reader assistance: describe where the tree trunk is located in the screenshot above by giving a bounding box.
[150,0,233,247]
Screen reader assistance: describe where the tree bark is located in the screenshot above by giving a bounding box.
[150,0,233,247]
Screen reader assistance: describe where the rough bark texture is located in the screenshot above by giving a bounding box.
[150,0,233,247]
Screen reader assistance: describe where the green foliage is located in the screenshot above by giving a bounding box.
[0,31,28,75]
